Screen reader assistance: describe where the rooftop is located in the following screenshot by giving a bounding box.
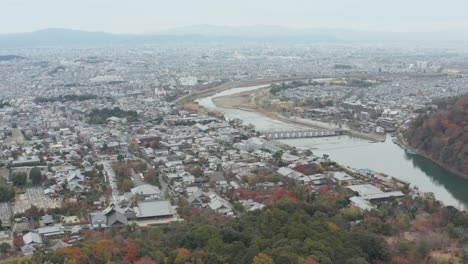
[135,200,174,218]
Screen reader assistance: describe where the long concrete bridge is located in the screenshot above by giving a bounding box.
[264,129,346,140]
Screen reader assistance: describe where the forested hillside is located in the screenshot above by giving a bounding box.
[404,94,468,178]
[2,195,467,264]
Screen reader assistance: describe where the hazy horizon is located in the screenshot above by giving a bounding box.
[2,0,468,34]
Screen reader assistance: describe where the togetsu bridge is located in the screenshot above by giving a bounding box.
[264,129,346,140]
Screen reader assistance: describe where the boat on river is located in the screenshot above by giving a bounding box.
[392,138,417,155]
[405,149,417,155]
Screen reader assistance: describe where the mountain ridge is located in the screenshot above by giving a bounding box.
[1,26,467,48]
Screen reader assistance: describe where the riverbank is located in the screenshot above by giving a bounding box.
[212,88,385,142]
[176,76,313,108]
[212,90,256,109]
[212,88,331,129]
[394,132,468,180]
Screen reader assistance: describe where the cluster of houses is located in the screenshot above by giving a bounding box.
[0,86,411,258]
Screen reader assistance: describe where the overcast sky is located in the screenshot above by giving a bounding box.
[1,0,467,34]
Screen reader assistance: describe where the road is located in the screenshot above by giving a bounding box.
[130,168,145,187]
[103,160,119,204]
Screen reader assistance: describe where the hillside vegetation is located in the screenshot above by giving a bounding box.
[3,193,467,264]
[404,94,467,178]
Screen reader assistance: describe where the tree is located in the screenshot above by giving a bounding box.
[25,205,40,220]
[416,240,430,259]
[0,242,11,254]
[135,257,157,264]
[253,252,274,264]
[136,126,145,134]
[273,150,283,161]
[188,225,220,248]
[11,172,27,186]
[128,139,139,153]
[29,167,42,185]
[94,240,114,261]
[304,257,319,264]
[190,167,203,178]
[390,256,404,264]
[351,231,391,262]
[57,247,84,264]
[290,147,298,155]
[12,235,24,247]
[124,244,138,263]
[117,154,125,163]
[174,248,191,264]
[246,123,256,131]
[0,182,15,202]
[345,257,370,264]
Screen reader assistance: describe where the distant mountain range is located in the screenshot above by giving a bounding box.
[0,26,467,48]
[0,55,25,61]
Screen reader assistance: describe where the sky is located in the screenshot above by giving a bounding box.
[1,0,467,34]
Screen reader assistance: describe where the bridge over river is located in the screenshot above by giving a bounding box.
[264,129,346,140]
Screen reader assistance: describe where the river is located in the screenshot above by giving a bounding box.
[196,85,468,210]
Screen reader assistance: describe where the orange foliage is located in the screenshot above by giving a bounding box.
[327,192,342,201]
[13,235,24,247]
[95,239,115,258]
[253,252,274,264]
[412,220,432,231]
[82,230,110,241]
[294,164,323,175]
[58,247,84,264]
[174,248,191,264]
[318,185,332,193]
[326,221,339,231]
[134,257,158,264]
[390,256,404,264]
[265,186,296,204]
[124,244,138,263]
[304,257,319,264]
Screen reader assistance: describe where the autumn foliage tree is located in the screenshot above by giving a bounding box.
[174,248,191,264]
[253,252,274,264]
[124,243,138,263]
[404,94,467,177]
[94,239,115,261]
[134,257,158,264]
[57,247,84,263]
